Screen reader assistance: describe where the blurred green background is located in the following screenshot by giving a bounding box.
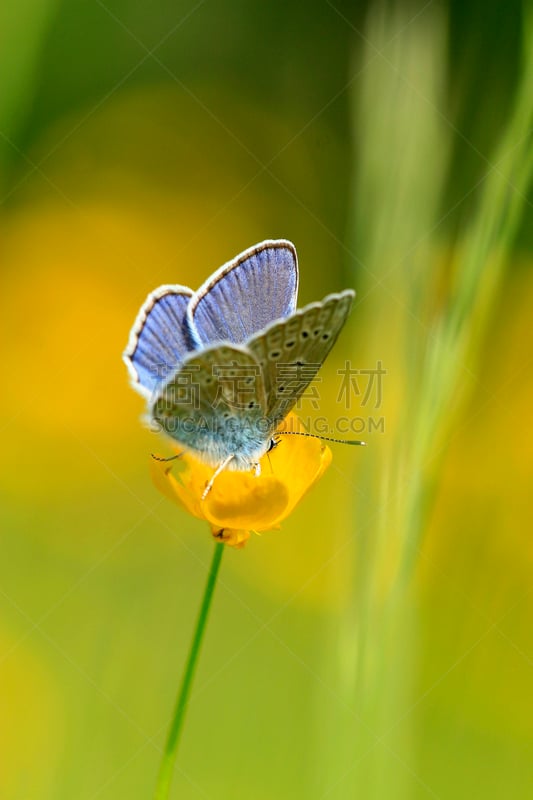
[1,1,532,798]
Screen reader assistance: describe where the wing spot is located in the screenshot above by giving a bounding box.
[285,340,295,348]
[301,330,309,339]
[248,401,255,409]
[313,329,321,337]
[322,333,330,340]
[270,350,281,359]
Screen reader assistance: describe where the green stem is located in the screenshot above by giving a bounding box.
[154,542,224,800]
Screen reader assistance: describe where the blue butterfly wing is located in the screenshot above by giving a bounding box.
[124,285,194,397]
[186,240,298,346]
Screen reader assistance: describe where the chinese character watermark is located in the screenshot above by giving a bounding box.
[337,360,386,409]
[276,362,322,409]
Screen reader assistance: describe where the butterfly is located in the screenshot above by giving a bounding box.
[124,240,355,480]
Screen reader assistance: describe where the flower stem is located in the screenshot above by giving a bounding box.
[154,542,224,800]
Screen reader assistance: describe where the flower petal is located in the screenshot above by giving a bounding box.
[150,456,205,520]
[150,412,332,543]
[268,415,332,520]
[202,474,289,529]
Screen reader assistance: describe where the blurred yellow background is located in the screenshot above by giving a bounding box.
[1,1,532,798]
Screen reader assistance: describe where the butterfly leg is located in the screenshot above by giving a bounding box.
[151,452,183,462]
[202,454,235,500]
[252,462,261,477]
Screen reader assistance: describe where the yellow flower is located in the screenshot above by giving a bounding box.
[151,414,332,548]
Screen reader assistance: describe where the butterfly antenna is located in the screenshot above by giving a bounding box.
[151,452,183,462]
[202,454,235,500]
[276,431,367,446]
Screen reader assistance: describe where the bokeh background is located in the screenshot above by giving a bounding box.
[1,1,532,798]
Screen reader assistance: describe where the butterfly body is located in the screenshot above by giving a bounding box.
[124,241,355,473]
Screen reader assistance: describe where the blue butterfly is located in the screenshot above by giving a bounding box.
[124,240,354,479]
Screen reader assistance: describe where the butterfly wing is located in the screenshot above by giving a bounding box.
[186,240,298,347]
[152,344,269,469]
[124,285,194,397]
[247,290,355,422]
